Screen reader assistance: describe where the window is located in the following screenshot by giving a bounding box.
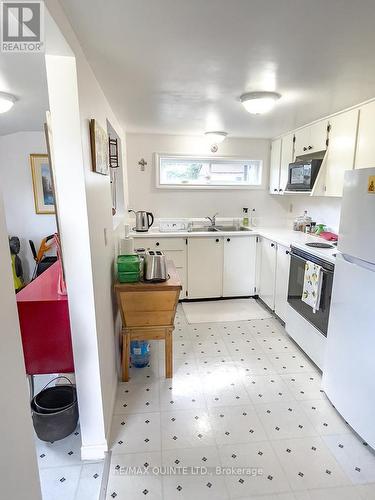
[155,154,263,189]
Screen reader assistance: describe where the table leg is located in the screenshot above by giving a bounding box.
[122,331,130,382]
[165,327,173,378]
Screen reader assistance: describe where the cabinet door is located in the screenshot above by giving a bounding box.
[259,238,277,310]
[324,109,359,197]
[355,101,375,169]
[309,120,328,153]
[279,133,294,192]
[223,236,256,297]
[269,138,282,194]
[294,127,310,157]
[187,237,223,299]
[274,245,291,322]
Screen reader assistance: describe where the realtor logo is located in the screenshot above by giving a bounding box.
[1,1,44,52]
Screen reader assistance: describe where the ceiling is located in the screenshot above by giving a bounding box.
[60,0,375,138]
[0,54,49,136]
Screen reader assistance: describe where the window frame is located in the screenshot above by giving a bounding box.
[154,153,264,190]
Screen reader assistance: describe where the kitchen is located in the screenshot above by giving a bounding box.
[2,1,375,500]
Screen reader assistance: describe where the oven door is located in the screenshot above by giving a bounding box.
[287,251,334,336]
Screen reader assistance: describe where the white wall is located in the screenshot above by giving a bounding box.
[281,195,342,233]
[0,196,42,500]
[0,131,57,281]
[127,133,342,232]
[126,133,286,225]
[45,0,129,458]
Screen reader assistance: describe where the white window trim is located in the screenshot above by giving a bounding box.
[154,153,265,190]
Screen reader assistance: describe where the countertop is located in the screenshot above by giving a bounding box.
[130,226,338,263]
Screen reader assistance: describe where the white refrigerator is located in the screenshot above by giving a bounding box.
[323,167,375,448]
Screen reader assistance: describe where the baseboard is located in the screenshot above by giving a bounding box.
[81,442,108,461]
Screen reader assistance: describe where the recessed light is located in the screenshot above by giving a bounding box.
[0,92,16,113]
[204,131,228,144]
[240,91,281,114]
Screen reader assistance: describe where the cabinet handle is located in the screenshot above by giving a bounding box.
[227,238,231,242]
[215,238,219,243]
[303,147,307,151]
[278,189,283,192]
[273,188,278,192]
[271,243,275,248]
[156,242,160,246]
[308,145,313,150]
[286,250,290,255]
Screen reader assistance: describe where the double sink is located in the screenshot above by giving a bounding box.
[188,225,252,233]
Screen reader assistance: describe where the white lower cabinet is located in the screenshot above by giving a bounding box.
[259,238,290,319]
[274,244,291,321]
[259,238,277,309]
[223,236,256,297]
[187,237,223,299]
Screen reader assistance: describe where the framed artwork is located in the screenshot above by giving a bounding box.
[89,118,109,175]
[30,153,55,214]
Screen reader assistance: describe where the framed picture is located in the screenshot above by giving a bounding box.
[89,118,109,175]
[30,153,56,214]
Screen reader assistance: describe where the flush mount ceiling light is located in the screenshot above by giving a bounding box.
[204,131,228,144]
[240,91,281,114]
[0,92,16,113]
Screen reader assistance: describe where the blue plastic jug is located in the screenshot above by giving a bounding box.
[130,340,150,368]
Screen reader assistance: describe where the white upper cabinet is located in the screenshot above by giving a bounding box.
[355,101,375,169]
[294,120,328,157]
[323,109,359,197]
[279,133,294,192]
[223,236,256,297]
[269,138,282,194]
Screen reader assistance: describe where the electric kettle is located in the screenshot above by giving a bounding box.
[128,209,154,232]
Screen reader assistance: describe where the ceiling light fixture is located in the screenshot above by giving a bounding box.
[204,131,228,153]
[240,91,281,115]
[0,92,16,113]
[204,131,228,144]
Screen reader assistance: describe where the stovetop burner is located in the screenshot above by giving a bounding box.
[306,242,334,249]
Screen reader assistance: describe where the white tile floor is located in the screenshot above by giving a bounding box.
[105,303,375,500]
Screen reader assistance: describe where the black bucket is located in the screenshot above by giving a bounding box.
[31,376,79,442]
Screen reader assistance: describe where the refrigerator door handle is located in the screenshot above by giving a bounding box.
[341,253,375,272]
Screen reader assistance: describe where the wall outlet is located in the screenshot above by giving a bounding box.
[103,228,108,246]
[289,203,293,213]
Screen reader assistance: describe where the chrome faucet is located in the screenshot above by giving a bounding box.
[205,213,219,227]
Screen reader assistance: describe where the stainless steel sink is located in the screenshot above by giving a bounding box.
[188,227,219,232]
[215,225,252,232]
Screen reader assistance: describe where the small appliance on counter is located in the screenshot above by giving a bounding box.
[128,209,154,232]
[144,250,167,282]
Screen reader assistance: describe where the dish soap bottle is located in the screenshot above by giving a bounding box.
[242,208,249,227]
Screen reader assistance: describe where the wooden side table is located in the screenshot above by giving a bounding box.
[114,261,181,382]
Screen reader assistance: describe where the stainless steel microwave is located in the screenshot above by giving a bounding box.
[286,159,322,192]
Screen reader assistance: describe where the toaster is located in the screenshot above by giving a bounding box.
[144,250,167,282]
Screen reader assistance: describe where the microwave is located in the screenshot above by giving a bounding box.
[286,159,322,192]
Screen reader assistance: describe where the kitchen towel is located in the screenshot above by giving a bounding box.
[302,260,323,313]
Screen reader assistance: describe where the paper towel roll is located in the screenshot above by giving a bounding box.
[121,237,134,254]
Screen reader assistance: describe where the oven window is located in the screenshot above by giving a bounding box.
[291,164,311,186]
[287,253,333,336]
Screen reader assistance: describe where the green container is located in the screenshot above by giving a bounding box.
[118,271,140,283]
[117,254,140,273]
